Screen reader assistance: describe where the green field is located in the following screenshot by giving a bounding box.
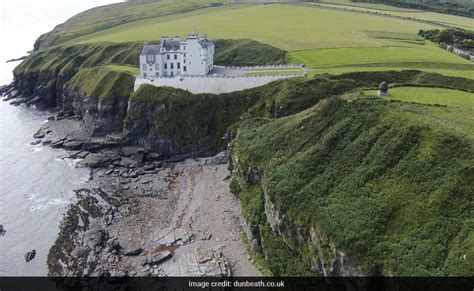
[67,4,474,81]
[315,1,474,30]
[287,45,470,68]
[365,87,474,108]
[308,67,474,80]
[73,4,437,50]
[321,0,422,12]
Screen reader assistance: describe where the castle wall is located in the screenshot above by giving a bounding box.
[134,74,306,94]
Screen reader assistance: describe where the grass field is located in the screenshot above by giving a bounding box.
[365,87,474,108]
[287,45,470,68]
[73,4,437,50]
[321,0,422,12]
[308,67,474,80]
[67,4,474,81]
[315,1,474,30]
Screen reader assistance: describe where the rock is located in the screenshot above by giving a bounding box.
[0,224,5,235]
[84,229,106,249]
[200,232,212,240]
[30,140,41,146]
[251,238,260,252]
[25,250,36,262]
[143,164,155,171]
[122,242,142,256]
[33,133,45,139]
[42,138,52,145]
[146,250,173,265]
[50,138,66,148]
[71,247,89,259]
[120,146,146,157]
[210,151,228,165]
[80,153,120,168]
[144,153,162,162]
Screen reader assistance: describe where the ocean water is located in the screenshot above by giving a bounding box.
[0,0,122,276]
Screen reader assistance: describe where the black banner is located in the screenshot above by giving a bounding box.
[0,277,472,291]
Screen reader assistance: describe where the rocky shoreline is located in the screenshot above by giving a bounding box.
[0,83,261,277]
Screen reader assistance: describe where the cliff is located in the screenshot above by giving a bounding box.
[230,96,473,276]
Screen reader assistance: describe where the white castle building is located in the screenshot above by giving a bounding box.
[135,28,305,94]
[139,28,214,78]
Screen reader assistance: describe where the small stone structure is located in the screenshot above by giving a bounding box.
[378,81,390,96]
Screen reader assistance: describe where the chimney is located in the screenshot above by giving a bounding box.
[160,36,169,43]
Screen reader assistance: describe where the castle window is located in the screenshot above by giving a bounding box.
[177,63,180,69]
[144,73,147,78]
[171,71,174,77]
[167,55,170,60]
[155,72,159,77]
[146,55,155,63]
[142,64,147,70]
[174,54,177,60]
[184,66,187,71]
[171,63,174,69]
[164,63,168,69]
[155,63,159,70]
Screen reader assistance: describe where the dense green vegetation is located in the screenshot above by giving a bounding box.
[419,29,474,55]
[232,95,473,276]
[214,39,287,66]
[352,0,474,18]
[66,67,134,101]
[126,70,474,154]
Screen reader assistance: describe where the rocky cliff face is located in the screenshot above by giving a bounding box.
[123,100,173,156]
[230,154,363,276]
[60,85,130,136]
[12,69,132,136]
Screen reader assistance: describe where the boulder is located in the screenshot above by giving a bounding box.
[25,250,36,262]
[210,151,228,165]
[146,250,173,265]
[83,229,106,249]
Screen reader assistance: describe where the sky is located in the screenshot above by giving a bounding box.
[0,0,122,84]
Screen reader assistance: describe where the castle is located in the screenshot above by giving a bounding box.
[139,28,214,78]
[135,28,305,94]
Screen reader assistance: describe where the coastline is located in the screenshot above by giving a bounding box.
[0,86,260,276]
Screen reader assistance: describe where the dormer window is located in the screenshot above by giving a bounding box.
[146,55,155,63]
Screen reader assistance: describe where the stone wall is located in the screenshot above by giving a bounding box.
[134,74,306,94]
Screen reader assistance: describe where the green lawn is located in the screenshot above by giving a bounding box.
[287,45,472,68]
[365,87,474,109]
[316,1,474,30]
[73,4,436,51]
[308,67,474,80]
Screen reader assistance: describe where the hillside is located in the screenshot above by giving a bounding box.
[231,95,473,276]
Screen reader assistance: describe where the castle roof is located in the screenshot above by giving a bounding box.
[140,44,160,55]
[162,40,181,51]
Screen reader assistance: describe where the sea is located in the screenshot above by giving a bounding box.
[0,0,121,276]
